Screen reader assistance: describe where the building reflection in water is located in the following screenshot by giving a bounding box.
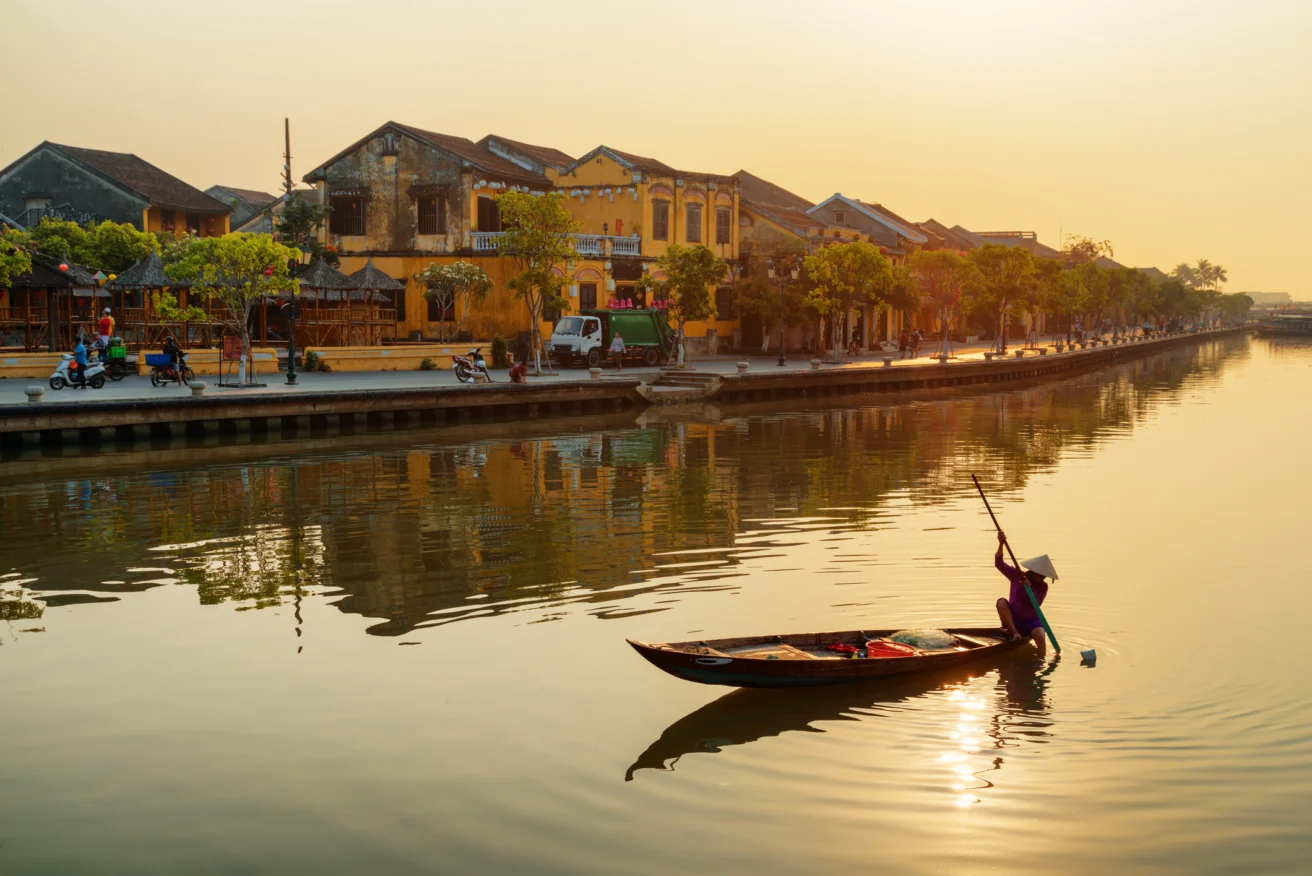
[0,338,1244,640]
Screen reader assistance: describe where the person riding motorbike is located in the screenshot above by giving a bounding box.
[162,335,185,385]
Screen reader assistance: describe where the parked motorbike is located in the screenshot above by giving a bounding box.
[49,354,106,390]
[452,348,493,383]
[146,352,195,387]
[94,337,131,381]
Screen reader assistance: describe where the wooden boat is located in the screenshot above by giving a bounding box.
[627,627,1026,688]
[1256,314,1312,336]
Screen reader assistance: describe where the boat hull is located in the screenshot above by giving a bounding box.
[628,627,1027,688]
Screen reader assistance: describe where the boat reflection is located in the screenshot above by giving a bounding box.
[626,651,1055,782]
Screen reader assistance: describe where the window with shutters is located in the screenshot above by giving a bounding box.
[652,200,669,241]
[477,196,500,232]
[160,209,176,231]
[715,286,734,321]
[834,210,846,224]
[382,286,406,323]
[329,197,365,235]
[715,207,731,244]
[579,282,597,311]
[685,203,702,243]
[185,212,200,235]
[417,195,446,235]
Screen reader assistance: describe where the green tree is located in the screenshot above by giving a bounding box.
[85,221,157,272]
[1062,234,1114,265]
[734,240,807,354]
[26,217,90,263]
[418,261,493,342]
[1217,292,1253,324]
[651,243,729,366]
[907,249,981,356]
[495,191,577,374]
[802,240,895,361]
[966,244,1035,353]
[276,193,336,266]
[0,226,32,286]
[165,233,301,384]
[1048,270,1089,342]
[1025,257,1065,345]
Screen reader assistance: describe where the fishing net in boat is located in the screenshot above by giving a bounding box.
[888,629,958,650]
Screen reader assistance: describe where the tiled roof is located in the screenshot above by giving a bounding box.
[47,143,230,214]
[347,259,405,291]
[213,186,278,208]
[601,147,679,175]
[303,122,550,186]
[736,170,814,212]
[478,134,574,170]
[393,124,548,183]
[742,199,826,236]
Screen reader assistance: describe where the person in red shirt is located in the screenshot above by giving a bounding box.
[97,308,115,346]
[508,361,528,384]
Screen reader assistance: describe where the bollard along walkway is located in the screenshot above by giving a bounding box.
[0,328,1246,450]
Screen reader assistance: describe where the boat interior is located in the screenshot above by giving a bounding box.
[653,628,1010,660]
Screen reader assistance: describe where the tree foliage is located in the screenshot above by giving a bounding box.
[418,261,493,342]
[165,233,301,382]
[650,243,729,365]
[0,225,33,287]
[23,218,155,272]
[803,240,895,360]
[1062,234,1114,265]
[276,193,336,266]
[496,191,578,373]
[966,244,1035,351]
[907,249,981,355]
[734,240,808,351]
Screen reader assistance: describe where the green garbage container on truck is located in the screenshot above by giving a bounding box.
[547,309,675,368]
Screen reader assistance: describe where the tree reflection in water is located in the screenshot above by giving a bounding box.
[0,338,1245,638]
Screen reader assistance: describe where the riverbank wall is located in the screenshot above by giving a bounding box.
[0,379,646,450]
[712,328,1246,403]
[0,327,1246,450]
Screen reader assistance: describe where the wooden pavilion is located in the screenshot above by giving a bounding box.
[107,252,217,348]
[1,259,104,351]
[345,259,403,345]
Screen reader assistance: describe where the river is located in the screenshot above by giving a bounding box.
[2,334,1309,875]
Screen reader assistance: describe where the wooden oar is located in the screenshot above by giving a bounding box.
[971,474,1061,654]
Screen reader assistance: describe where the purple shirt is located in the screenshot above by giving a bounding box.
[997,554,1048,634]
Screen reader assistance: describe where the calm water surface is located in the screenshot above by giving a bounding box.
[2,335,1309,874]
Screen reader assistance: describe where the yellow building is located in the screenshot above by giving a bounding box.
[301,122,742,354]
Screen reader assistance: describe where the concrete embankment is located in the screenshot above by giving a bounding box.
[0,328,1245,450]
[0,379,645,450]
[712,328,1247,404]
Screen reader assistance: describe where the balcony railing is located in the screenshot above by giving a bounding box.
[471,232,641,257]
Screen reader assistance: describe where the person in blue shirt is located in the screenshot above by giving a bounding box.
[72,336,89,387]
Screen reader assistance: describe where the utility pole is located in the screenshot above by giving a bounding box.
[284,117,299,386]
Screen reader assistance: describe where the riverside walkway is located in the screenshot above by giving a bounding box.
[0,329,1246,449]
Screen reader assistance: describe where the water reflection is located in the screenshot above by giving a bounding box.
[0,338,1247,638]
[628,651,1056,810]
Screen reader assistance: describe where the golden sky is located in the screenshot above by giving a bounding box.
[5,0,1309,293]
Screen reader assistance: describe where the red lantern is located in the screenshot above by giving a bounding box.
[59,263,69,272]
[263,265,274,277]
[879,246,888,255]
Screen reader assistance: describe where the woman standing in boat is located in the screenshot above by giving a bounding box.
[994,531,1057,657]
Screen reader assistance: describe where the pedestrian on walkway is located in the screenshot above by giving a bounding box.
[898,330,909,359]
[610,332,626,371]
[911,329,922,359]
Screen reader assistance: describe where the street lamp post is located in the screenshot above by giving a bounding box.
[767,261,800,366]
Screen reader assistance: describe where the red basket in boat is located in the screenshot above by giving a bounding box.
[864,641,918,658]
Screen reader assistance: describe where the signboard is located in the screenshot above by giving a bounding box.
[222,335,244,362]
